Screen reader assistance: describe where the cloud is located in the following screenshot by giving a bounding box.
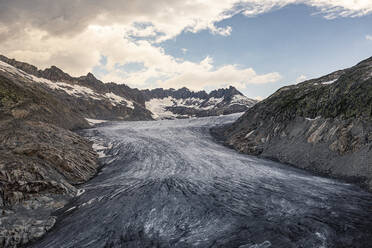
[242,1,372,19]
[296,75,307,83]
[0,23,279,91]
[210,25,233,36]
[0,0,371,91]
[156,58,282,90]
[366,35,372,40]
[1,0,371,41]
[0,0,240,42]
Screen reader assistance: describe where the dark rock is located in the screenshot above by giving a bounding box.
[0,59,100,247]
[214,56,372,191]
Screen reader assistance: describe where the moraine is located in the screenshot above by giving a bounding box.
[30,114,372,248]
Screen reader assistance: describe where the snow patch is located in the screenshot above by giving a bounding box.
[85,118,107,126]
[230,94,256,106]
[145,97,178,120]
[207,97,224,105]
[31,76,103,100]
[104,92,134,109]
[92,142,112,158]
[198,97,224,110]
[174,97,204,109]
[0,60,136,109]
[305,116,321,121]
[321,79,338,85]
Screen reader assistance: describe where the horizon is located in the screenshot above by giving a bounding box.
[1,1,372,99]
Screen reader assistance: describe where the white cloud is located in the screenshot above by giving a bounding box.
[0,0,371,91]
[296,75,307,83]
[0,1,370,42]
[182,48,188,54]
[0,23,281,92]
[366,35,372,40]
[210,25,233,36]
[157,59,282,91]
[241,1,372,19]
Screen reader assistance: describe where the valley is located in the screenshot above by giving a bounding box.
[31,115,372,248]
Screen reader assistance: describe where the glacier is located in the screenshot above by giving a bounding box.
[31,114,372,248]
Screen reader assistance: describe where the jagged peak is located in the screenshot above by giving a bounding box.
[78,72,100,83]
[0,54,39,76]
[86,72,96,79]
[40,65,72,81]
[209,86,243,99]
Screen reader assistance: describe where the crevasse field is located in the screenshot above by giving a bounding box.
[31,114,372,248]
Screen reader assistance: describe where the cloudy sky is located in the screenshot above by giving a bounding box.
[1,0,372,99]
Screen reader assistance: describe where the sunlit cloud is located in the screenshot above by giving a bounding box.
[0,0,371,91]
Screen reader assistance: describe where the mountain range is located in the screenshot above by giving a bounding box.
[0,55,257,122]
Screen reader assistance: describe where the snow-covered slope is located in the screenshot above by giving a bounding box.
[143,87,258,120]
[0,60,136,109]
[0,57,152,121]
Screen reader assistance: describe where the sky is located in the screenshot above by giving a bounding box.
[0,1,372,99]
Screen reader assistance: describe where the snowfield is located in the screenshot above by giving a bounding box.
[0,61,136,109]
[31,114,372,248]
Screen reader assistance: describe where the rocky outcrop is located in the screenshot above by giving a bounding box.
[0,55,73,82]
[213,56,372,191]
[0,62,99,247]
[0,120,99,247]
[0,70,89,131]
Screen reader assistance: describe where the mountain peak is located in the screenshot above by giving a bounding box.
[86,72,97,80]
[209,86,243,99]
[40,66,72,81]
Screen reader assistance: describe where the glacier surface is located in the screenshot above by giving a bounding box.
[31,114,372,248]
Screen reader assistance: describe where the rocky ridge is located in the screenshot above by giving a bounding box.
[0,55,153,122]
[213,56,372,191]
[142,86,257,119]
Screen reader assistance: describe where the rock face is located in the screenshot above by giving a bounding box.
[0,121,98,247]
[142,86,257,119]
[213,56,372,191]
[0,61,99,247]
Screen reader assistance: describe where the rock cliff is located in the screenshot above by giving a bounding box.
[0,62,99,247]
[213,57,372,191]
